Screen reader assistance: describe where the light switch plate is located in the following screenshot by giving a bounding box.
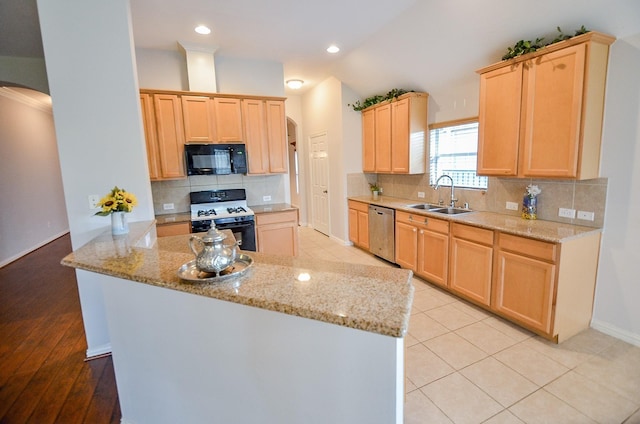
[417,192,425,198]
[163,203,174,210]
[558,208,576,219]
[88,194,100,210]
[263,195,272,202]
[506,201,518,211]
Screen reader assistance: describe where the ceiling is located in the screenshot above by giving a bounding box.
[2,0,640,98]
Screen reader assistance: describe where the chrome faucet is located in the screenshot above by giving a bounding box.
[434,174,457,208]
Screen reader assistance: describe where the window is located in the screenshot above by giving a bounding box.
[429,119,488,189]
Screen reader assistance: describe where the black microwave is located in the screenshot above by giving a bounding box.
[185,144,248,175]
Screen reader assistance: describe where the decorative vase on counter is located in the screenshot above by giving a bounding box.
[372,190,380,200]
[111,211,129,235]
[522,184,541,220]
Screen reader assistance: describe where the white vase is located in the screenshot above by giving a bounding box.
[111,211,129,235]
[372,191,379,200]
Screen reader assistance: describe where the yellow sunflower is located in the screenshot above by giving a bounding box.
[95,186,138,216]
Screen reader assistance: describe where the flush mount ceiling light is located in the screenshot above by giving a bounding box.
[194,25,211,35]
[286,79,304,89]
[326,45,340,54]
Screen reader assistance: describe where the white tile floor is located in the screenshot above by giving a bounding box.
[297,226,640,424]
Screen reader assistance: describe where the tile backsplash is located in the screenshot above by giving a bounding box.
[348,173,607,228]
[151,174,287,215]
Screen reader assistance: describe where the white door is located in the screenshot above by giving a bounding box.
[309,132,329,236]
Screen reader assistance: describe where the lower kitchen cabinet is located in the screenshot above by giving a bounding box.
[256,210,299,256]
[449,223,494,306]
[492,234,557,335]
[156,221,191,237]
[395,211,449,288]
[348,200,369,250]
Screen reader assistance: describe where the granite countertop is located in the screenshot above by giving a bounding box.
[155,212,191,225]
[61,221,414,338]
[349,195,601,243]
[249,203,298,214]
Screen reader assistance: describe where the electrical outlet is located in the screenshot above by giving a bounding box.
[163,203,174,210]
[577,210,595,221]
[506,201,518,211]
[558,208,576,219]
[263,195,272,202]
[417,192,425,198]
[88,194,100,209]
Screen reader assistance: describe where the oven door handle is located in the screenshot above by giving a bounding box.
[215,221,254,230]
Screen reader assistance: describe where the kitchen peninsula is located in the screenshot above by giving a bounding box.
[62,221,414,424]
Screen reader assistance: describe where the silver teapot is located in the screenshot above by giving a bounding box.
[189,226,238,275]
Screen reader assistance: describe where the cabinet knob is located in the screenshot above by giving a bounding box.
[419,230,424,235]
[409,215,413,221]
[413,228,417,233]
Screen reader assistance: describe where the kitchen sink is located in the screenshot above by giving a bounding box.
[407,203,443,210]
[430,207,473,215]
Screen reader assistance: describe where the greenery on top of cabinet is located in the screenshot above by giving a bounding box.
[501,26,589,60]
[349,88,414,112]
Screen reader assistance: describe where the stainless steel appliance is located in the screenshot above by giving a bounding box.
[190,189,256,251]
[368,205,395,262]
[185,144,248,175]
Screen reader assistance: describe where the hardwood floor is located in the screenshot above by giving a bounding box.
[0,234,120,423]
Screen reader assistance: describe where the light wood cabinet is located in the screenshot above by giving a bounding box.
[140,93,161,180]
[492,233,556,334]
[156,221,191,237]
[361,92,428,174]
[152,94,186,179]
[348,200,369,250]
[395,211,449,288]
[242,99,288,174]
[213,97,243,142]
[449,223,494,306]
[256,210,299,256]
[362,109,376,172]
[182,95,215,142]
[477,31,615,179]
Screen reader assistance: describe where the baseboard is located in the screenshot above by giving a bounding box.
[591,319,640,347]
[0,229,70,268]
[86,343,112,360]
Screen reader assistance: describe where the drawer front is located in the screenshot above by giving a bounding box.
[451,223,494,245]
[256,210,298,226]
[395,211,449,234]
[348,200,368,213]
[498,232,557,263]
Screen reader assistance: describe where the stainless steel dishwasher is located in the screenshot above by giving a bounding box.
[368,205,395,262]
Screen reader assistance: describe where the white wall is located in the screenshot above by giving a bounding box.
[37,0,155,357]
[591,34,640,346]
[0,90,69,267]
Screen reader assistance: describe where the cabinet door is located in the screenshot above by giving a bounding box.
[242,99,269,174]
[256,211,299,256]
[182,95,215,143]
[391,98,410,173]
[357,210,369,250]
[153,94,186,179]
[492,250,556,334]
[348,208,359,244]
[449,226,493,306]
[213,98,243,142]
[140,93,161,180]
[521,44,586,178]
[265,100,288,173]
[417,229,449,288]
[395,221,417,270]
[477,64,523,176]
[362,109,376,172]
[374,103,392,173]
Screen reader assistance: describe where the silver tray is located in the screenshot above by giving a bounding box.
[177,253,253,283]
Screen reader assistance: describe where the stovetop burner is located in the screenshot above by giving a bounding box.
[190,189,254,222]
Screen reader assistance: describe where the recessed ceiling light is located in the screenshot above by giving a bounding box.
[286,79,304,89]
[195,25,211,35]
[326,45,340,54]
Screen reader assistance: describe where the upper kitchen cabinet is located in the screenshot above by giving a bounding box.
[213,97,243,143]
[150,93,187,180]
[139,93,161,180]
[242,99,288,174]
[477,31,615,179]
[361,92,428,174]
[182,95,215,143]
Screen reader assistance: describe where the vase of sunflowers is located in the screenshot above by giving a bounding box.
[95,186,138,235]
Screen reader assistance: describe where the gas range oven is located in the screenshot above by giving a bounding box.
[190,189,256,251]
